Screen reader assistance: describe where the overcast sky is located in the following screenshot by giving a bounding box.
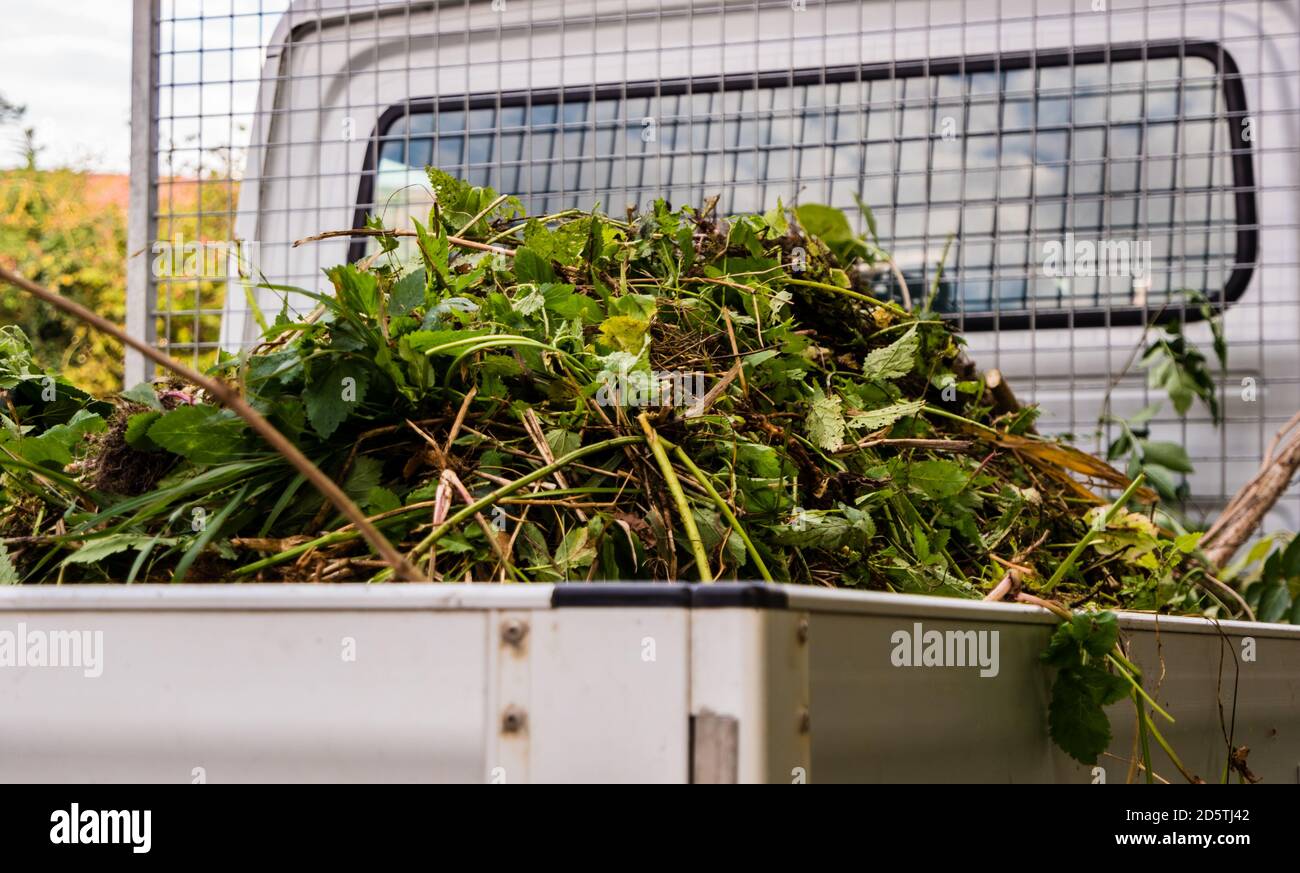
[0,2,134,171]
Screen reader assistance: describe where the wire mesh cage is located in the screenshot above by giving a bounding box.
[130,0,1300,531]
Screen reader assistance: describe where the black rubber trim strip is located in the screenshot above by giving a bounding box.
[345,39,1256,332]
[690,583,790,609]
[550,583,790,609]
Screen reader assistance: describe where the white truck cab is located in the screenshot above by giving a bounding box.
[217,0,1300,530]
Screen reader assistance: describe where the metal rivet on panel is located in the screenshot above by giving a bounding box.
[501,705,528,734]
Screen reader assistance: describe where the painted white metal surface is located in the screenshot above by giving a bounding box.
[1,584,1295,783]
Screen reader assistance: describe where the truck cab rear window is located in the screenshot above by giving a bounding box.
[355,44,1254,328]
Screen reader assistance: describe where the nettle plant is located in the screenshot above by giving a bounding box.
[1101,291,1227,507]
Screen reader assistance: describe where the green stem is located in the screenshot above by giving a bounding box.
[235,435,643,578]
[672,445,773,583]
[406,435,644,565]
[233,528,368,577]
[921,404,1003,436]
[1106,653,1174,723]
[1135,692,1155,784]
[1043,473,1146,591]
[782,277,909,316]
[1142,709,1198,783]
[638,414,712,582]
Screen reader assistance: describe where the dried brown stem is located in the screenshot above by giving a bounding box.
[1202,419,1300,568]
[292,227,514,257]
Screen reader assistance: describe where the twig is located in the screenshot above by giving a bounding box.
[638,414,712,582]
[887,257,913,312]
[0,264,420,581]
[292,227,514,257]
[454,194,510,237]
[720,309,749,396]
[983,571,1016,602]
[521,408,586,521]
[1199,572,1256,622]
[846,437,973,453]
[438,468,521,582]
[683,360,743,419]
[402,435,645,567]
[1202,417,1300,566]
[444,385,478,456]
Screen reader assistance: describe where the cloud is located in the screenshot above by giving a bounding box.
[0,2,134,170]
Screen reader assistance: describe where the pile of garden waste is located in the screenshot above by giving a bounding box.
[0,169,1221,623]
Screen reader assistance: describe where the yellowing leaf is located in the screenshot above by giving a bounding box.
[599,315,650,353]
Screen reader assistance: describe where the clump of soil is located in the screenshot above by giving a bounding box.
[83,400,177,496]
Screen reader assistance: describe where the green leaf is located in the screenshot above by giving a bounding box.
[513,246,557,284]
[1078,664,1131,707]
[326,263,381,318]
[0,544,18,584]
[795,203,854,242]
[907,458,969,500]
[852,193,880,244]
[124,411,162,450]
[1139,440,1194,474]
[1041,622,1083,668]
[390,268,426,316]
[554,526,596,574]
[1257,583,1291,623]
[848,399,925,432]
[693,508,747,566]
[147,405,250,465]
[1069,610,1121,659]
[771,507,874,550]
[806,386,846,452]
[405,328,491,355]
[599,315,651,353]
[524,218,590,263]
[545,429,581,460]
[364,485,401,515]
[511,284,547,316]
[1048,669,1114,765]
[862,326,919,382]
[1041,611,1121,669]
[607,293,657,322]
[121,382,163,410]
[304,358,371,439]
[343,456,384,503]
[1280,535,1300,579]
[12,409,105,469]
[62,534,161,567]
[542,282,603,323]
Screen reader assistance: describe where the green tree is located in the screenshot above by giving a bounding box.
[0,165,127,394]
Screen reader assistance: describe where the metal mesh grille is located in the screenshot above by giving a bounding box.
[131,0,1300,532]
[358,48,1244,324]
